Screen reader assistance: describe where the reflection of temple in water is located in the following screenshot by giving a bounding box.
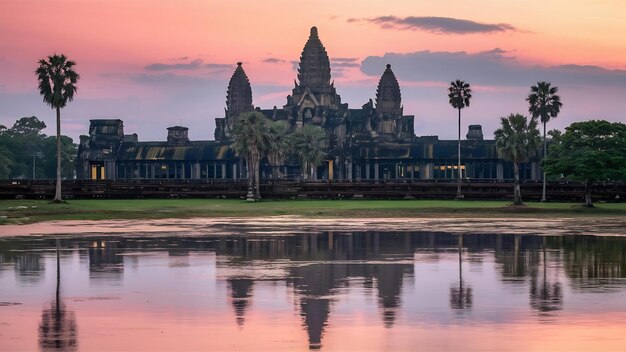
[227,278,254,326]
[88,240,124,282]
[3,232,626,350]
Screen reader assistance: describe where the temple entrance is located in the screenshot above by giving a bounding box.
[90,162,105,180]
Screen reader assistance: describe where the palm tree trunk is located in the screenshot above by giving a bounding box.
[584,179,593,208]
[456,108,463,199]
[54,106,62,202]
[254,153,261,200]
[513,162,522,205]
[541,121,547,202]
[56,239,60,309]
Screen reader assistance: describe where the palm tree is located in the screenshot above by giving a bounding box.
[449,234,472,311]
[448,80,472,199]
[266,120,290,179]
[527,82,562,202]
[232,111,271,200]
[290,125,326,180]
[494,114,541,205]
[36,54,80,203]
[39,240,78,350]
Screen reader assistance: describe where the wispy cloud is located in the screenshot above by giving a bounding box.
[350,16,517,34]
[145,59,232,71]
[263,57,285,64]
[331,57,360,68]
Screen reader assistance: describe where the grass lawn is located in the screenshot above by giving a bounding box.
[1,198,626,225]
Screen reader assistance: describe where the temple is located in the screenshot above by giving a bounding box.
[76,26,541,181]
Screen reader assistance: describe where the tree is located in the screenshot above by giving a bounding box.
[7,116,47,137]
[543,120,626,207]
[0,146,13,179]
[448,80,472,199]
[494,114,541,205]
[231,111,271,200]
[36,54,80,202]
[290,124,326,180]
[527,82,562,202]
[266,120,290,179]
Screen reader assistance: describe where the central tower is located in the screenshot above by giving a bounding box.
[297,26,332,94]
[286,26,345,127]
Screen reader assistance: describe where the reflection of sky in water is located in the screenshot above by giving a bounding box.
[1,232,626,351]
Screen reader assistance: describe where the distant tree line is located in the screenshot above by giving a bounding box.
[0,116,76,179]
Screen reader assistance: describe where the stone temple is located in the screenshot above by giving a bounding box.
[76,26,541,181]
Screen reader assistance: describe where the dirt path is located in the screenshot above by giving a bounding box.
[2,216,626,237]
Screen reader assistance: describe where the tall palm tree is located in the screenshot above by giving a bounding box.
[36,54,80,203]
[494,114,541,205]
[527,82,562,202]
[291,125,326,180]
[266,120,290,179]
[448,80,472,199]
[232,111,271,200]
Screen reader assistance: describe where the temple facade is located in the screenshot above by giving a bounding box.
[76,26,541,182]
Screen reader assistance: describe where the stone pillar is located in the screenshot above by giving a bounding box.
[365,162,370,179]
[233,163,237,180]
[347,161,352,181]
[374,163,379,180]
[222,164,226,179]
[497,161,504,180]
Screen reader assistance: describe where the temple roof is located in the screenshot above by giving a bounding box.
[375,64,401,115]
[226,62,253,117]
[297,27,332,93]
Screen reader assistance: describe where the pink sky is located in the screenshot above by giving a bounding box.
[1,0,626,141]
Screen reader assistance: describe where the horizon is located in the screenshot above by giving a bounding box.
[2,0,626,142]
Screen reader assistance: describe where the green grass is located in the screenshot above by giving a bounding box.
[1,198,626,225]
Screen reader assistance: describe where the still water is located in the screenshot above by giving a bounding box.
[1,230,626,351]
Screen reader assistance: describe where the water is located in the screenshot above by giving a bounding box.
[1,230,626,351]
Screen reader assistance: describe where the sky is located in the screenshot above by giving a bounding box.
[1,0,626,142]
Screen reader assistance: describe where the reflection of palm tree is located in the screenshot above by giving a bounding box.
[530,237,563,313]
[39,240,78,351]
[450,235,473,311]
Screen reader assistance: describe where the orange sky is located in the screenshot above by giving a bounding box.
[1,0,626,140]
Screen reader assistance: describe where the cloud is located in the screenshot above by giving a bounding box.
[145,59,204,71]
[263,57,285,64]
[360,49,626,88]
[331,57,360,68]
[145,59,232,72]
[351,16,517,34]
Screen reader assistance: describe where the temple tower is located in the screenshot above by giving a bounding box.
[216,62,253,140]
[375,64,402,117]
[286,27,345,128]
[297,27,332,94]
[372,64,404,139]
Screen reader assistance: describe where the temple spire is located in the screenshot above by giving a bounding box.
[375,64,402,116]
[226,62,253,118]
[297,26,332,94]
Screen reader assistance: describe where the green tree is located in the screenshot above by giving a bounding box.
[0,146,13,178]
[527,82,562,202]
[290,124,326,180]
[36,54,80,202]
[494,114,541,205]
[7,116,47,137]
[232,111,271,200]
[448,79,472,199]
[1,117,47,179]
[42,135,77,179]
[543,120,626,207]
[267,120,290,179]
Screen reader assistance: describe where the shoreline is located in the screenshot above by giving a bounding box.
[2,215,626,238]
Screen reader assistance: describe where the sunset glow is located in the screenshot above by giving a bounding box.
[2,0,626,140]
